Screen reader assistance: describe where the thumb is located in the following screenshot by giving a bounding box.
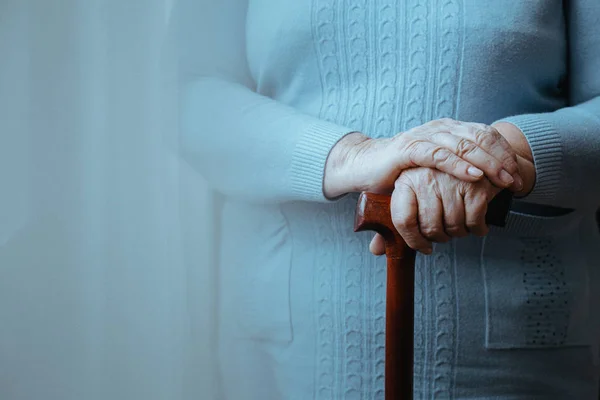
[369,233,386,256]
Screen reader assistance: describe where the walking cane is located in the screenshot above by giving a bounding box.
[354,190,512,399]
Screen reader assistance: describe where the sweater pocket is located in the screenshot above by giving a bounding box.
[220,203,293,343]
[481,230,592,350]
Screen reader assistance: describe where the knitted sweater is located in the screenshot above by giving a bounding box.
[177,0,600,398]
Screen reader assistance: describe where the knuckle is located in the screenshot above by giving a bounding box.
[394,176,414,192]
[431,147,451,164]
[466,191,487,208]
[445,221,467,237]
[465,218,482,229]
[446,225,467,237]
[405,139,424,164]
[475,129,494,147]
[421,226,448,242]
[438,117,455,125]
[450,156,465,172]
[488,125,501,136]
[456,138,477,158]
[487,157,502,171]
[501,152,519,169]
[420,226,438,238]
[504,150,518,162]
[483,160,502,177]
[457,180,473,196]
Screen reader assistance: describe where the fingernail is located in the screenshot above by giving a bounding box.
[514,174,524,191]
[468,167,483,178]
[499,169,514,186]
[422,247,433,255]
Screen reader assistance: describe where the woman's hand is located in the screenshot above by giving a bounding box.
[492,121,536,198]
[324,118,523,199]
[369,167,503,255]
[368,121,538,256]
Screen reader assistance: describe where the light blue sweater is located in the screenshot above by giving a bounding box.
[177,0,600,398]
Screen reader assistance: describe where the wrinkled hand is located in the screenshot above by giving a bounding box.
[369,167,503,255]
[324,118,523,199]
[492,121,536,198]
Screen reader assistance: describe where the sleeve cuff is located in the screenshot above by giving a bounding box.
[290,121,355,203]
[494,114,564,205]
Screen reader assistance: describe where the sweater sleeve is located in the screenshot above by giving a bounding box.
[495,0,600,210]
[175,0,354,204]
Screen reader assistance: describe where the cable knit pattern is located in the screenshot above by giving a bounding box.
[431,2,462,399]
[313,207,337,400]
[372,1,399,137]
[197,0,600,398]
[311,3,344,397]
[432,246,458,399]
[190,0,600,398]
[344,0,368,132]
[341,198,365,399]
[435,0,464,118]
[403,0,430,130]
[310,0,464,397]
[312,0,342,126]
[413,254,428,398]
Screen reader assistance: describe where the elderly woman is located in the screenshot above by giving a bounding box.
[177,0,600,398]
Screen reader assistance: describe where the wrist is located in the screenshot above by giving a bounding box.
[323,132,370,198]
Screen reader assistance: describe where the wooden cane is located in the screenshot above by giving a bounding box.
[354,192,415,399]
[354,190,512,399]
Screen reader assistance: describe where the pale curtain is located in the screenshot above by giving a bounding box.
[0,1,217,399]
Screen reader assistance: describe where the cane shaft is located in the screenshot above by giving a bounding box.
[385,252,416,399]
[354,192,416,399]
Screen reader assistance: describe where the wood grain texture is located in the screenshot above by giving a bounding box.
[354,192,416,400]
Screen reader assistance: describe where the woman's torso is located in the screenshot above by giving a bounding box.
[217,1,600,398]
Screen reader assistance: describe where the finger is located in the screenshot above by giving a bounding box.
[463,187,490,237]
[403,140,485,182]
[415,183,451,243]
[482,125,520,174]
[441,188,469,238]
[369,234,386,256]
[391,180,433,254]
[426,131,515,189]
[450,123,520,179]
